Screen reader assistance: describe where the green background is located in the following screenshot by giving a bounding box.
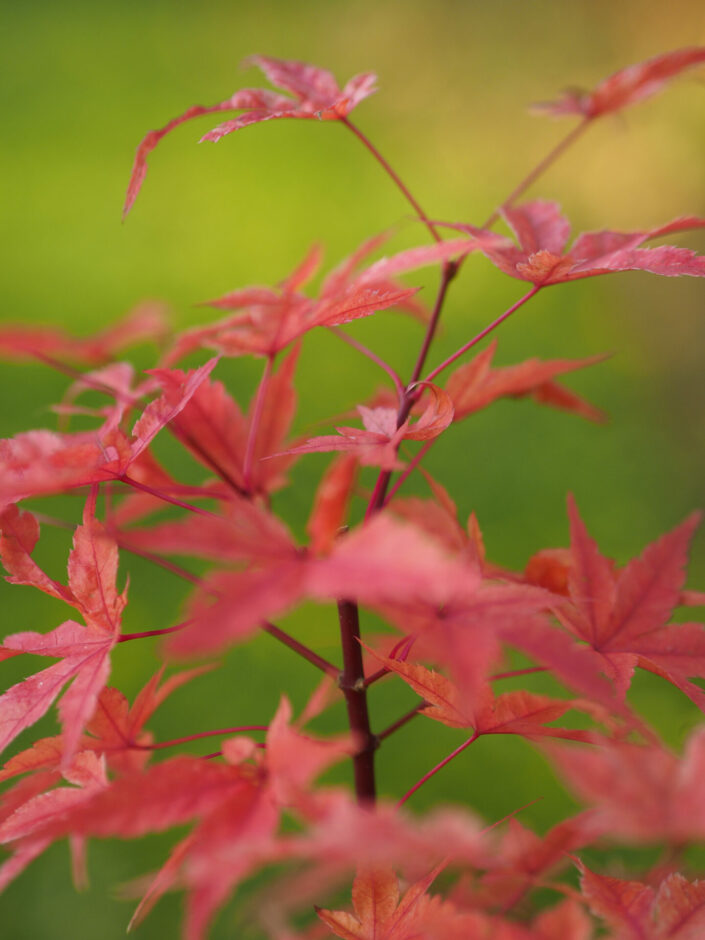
[2,1,704,936]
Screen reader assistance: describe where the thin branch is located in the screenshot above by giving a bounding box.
[329,327,405,399]
[483,118,591,228]
[362,635,416,689]
[408,260,458,384]
[362,666,390,689]
[397,733,478,807]
[115,539,204,586]
[131,725,269,750]
[342,118,441,243]
[119,474,219,518]
[118,621,192,642]
[377,703,425,742]
[382,440,434,506]
[30,351,139,406]
[261,621,339,678]
[490,665,548,682]
[424,286,541,383]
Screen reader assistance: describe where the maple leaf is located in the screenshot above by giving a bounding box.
[0,359,217,509]
[546,726,705,844]
[123,55,377,217]
[369,567,619,718]
[533,46,705,119]
[0,696,345,939]
[579,863,705,939]
[281,385,454,470]
[0,497,126,767]
[163,344,300,495]
[0,302,168,366]
[557,495,705,708]
[316,864,449,940]
[166,513,477,658]
[0,751,108,894]
[445,339,607,423]
[364,651,596,743]
[167,238,476,360]
[440,201,705,285]
[478,813,600,911]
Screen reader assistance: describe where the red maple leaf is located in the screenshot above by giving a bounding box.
[557,495,705,708]
[0,496,126,767]
[441,201,705,285]
[0,302,168,366]
[363,651,598,743]
[579,862,705,939]
[165,344,300,496]
[124,55,377,217]
[445,339,607,424]
[533,46,705,119]
[546,726,705,844]
[0,666,210,781]
[165,238,477,360]
[316,864,452,940]
[281,384,454,470]
[0,697,348,938]
[0,359,217,508]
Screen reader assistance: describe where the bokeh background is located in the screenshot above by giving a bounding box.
[2,1,705,936]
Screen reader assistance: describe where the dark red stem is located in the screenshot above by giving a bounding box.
[337,599,377,804]
[118,621,191,642]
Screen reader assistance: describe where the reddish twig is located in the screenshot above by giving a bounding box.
[397,733,478,807]
[262,621,340,678]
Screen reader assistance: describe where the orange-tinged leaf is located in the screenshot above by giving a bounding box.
[317,865,448,940]
[403,383,454,441]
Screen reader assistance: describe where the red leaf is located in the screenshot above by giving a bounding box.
[440,201,705,286]
[0,506,74,604]
[0,303,168,366]
[559,497,704,706]
[124,56,377,217]
[130,358,219,462]
[404,384,454,441]
[167,345,299,495]
[547,726,705,843]
[534,46,705,119]
[307,454,358,555]
[445,339,607,423]
[0,498,125,766]
[317,864,447,940]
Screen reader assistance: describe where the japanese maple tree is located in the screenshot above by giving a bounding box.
[1,47,705,939]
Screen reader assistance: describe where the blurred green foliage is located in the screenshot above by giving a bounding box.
[1,1,704,936]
